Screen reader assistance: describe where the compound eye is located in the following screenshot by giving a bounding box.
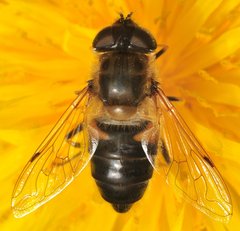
[93,27,115,51]
[130,28,157,51]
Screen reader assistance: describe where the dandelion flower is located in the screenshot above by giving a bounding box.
[0,0,240,230]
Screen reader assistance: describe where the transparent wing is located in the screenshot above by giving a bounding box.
[142,89,232,222]
[12,87,98,218]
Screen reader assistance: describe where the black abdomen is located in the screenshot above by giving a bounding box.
[91,120,156,212]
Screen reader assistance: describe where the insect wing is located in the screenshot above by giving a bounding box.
[142,89,232,222]
[12,87,98,218]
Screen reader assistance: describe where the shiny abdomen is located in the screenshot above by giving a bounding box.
[91,120,156,212]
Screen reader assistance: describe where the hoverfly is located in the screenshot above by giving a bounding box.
[12,13,232,222]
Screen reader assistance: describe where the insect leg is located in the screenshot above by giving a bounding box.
[51,123,84,167]
[159,139,171,164]
[65,123,83,148]
[167,96,181,102]
[155,45,168,59]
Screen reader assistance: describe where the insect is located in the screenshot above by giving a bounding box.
[12,13,232,222]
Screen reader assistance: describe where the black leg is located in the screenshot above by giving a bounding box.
[167,96,181,102]
[65,123,83,148]
[155,45,168,59]
[160,139,171,164]
[52,124,84,167]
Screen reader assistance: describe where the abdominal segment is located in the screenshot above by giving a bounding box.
[90,119,157,212]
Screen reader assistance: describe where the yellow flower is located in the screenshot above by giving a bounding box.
[0,0,240,230]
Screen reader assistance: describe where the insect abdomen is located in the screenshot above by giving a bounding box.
[91,121,156,212]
